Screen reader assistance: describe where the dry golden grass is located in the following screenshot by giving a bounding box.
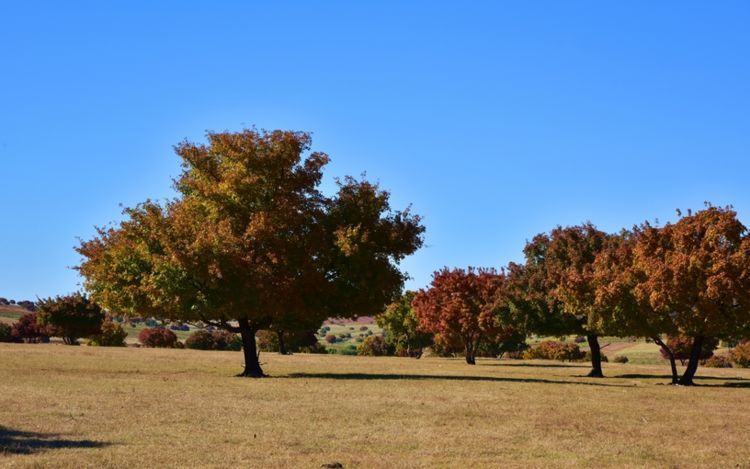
[1,343,749,468]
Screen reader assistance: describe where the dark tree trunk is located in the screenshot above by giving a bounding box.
[652,336,678,384]
[277,330,288,355]
[238,319,265,377]
[464,340,476,365]
[586,334,604,378]
[677,335,703,386]
[63,336,79,345]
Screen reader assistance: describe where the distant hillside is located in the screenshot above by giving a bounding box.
[0,304,28,324]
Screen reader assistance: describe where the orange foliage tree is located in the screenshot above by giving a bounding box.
[412,267,508,365]
[77,129,424,377]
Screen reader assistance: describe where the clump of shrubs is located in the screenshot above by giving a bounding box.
[703,354,733,368]
[10,313,50,343]
[185,330,242,351]
[359,326,369,331]
[324,334,337,344]
[613,355,629,364]
[298,342,328,354]
[357,335,395,356]
[88,320,128,346]
[730,342,750,368]
[574,336,586,344]
[523,341,585,362]
[138,327,178,348]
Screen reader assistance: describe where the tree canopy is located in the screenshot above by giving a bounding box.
[77,129,424,376]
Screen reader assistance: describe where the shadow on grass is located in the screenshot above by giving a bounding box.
[616,374,750,382]
[481,362,589,369]
[287,372,634,387]
[0,426,109,455]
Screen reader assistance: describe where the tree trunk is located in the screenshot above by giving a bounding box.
[238,319,265,377]
[464,341,476,365]
[276,330,288,355]
[586,334,604,378]
[677,335,703,386]
[652,336,678,384]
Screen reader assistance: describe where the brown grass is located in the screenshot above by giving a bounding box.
[1,343,749,468]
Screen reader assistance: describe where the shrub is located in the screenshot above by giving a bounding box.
[36,293,104,345]
[0,323,12,342]
[338,344,359,355]
[185,330,215,350]
[730,342,750,368]
[138,327,178,348]
[359,326,369,331]
[523,341,585,362]
[574,336,586,344]
[613,355,629,364]
[185,330,241,351]
[88,320,128,346]
[584,351,608,363]
[298,341,328,354]
[324,334,337,344]
[213,330,242,351]
[16,300,37,312]
[704,354,733,368]
[357,335,395,356]
[660,335,719,365]
[504,350,524,359]
[11,313,50,343]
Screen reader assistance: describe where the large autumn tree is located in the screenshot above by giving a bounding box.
[630,205,750,385]
[590,230,682,383]
[504,224,609,377]
[77,129,424,377]
[412,267,507,365]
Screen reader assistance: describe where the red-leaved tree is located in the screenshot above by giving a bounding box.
[412,267,506,365]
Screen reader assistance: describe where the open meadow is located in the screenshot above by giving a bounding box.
[1,344,749,468]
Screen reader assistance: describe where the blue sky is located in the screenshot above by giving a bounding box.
[1,1,749,300]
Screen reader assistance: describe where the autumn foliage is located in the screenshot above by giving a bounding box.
[413,268,507,365]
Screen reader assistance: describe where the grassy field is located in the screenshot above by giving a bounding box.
[1,344,749,468]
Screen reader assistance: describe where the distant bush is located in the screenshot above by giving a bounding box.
[574,336,586,344]
[11,313,50,343]
[169,323,190,331]
[730,342,750,368]
[660,335,719,365]
[88,320,128,346]
[337,344,359,356]
[138,327,178,348]
[504,350,524,359]
[613,355,629,364]
[0,323,12,342]
[145,319,158,327]
[324,334,337,344]
[359,326,369,331]
[523,341,585,362]
[357,335,395,356]
[704,354,732,368]
[16,300,36,312]
[185,330,241,351]
[298,341,328,354]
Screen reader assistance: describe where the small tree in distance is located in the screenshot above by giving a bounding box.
[377,291,433,358]
[36,293,104,345]
[413,267,506,365]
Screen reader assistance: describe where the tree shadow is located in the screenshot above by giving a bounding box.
[287,372,634,387]
[0,426,109,455]
[616,374,750,382]
[481,362,590,369]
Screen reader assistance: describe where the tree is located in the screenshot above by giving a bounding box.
[35,293,105,345]
[504,224,609,377]
[590,230,682,383]
[412,267,505,365]
[77,129,424,377]
[631,205,750,385]
[376,291,433,358]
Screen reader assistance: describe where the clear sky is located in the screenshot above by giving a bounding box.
[1,1,749,301]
